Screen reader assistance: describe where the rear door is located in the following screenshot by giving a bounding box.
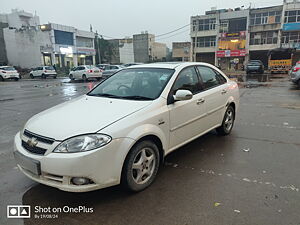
[168,66,207,151]
[196,66,229,128]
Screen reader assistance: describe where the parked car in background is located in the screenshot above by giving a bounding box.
[13,62,239,192]
[102,65,125,78]
[69,65,102,81]
[96,64,110,71]
[290,63,300,88]
[30,66,57,79]
[246,60,264,74]
[0,66,20,81]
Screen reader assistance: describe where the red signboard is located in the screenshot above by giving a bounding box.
[216,50,246,57]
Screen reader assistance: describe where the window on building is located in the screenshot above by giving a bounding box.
[192,20,197,31]
[76,37,93,48]
[197,18,216,31]
[54,30,74,45]
[284,10,300,23]
[250,31,278,45]
[195,36,216,48]
[281,31,300,44]
[220,20,229,33]
[250,11,281,26]
[228,18,247,33]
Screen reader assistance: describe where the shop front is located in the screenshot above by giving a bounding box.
[217,31,247,70]
[76,48,96,65]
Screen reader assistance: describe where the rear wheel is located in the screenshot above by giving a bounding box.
[14,77,19,81]
[96,77,101,81]
[82,74,87,82]
[216,105,235,136]
[41,74,46,79]
[30,74,34,79]
[121,140,160,192]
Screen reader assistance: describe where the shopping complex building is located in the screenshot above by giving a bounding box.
[190,0,300,70]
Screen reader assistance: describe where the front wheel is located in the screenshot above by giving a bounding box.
[216,105,235,136]
[121,140,160,192]
[14,77,19,81]
[30,74,34,79]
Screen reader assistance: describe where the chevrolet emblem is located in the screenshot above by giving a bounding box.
[27,137,38,147]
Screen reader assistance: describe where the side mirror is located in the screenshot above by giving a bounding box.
[174,90,193,101]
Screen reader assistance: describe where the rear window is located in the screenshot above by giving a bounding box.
[45,66,55,70]
[1,67,16,71]
[248,61,261,65]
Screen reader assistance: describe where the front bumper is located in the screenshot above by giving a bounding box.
[14,132,135,192]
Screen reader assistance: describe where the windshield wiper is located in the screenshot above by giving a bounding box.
[120,96,154,100]
[88,93,120,98]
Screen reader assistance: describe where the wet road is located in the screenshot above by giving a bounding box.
[0,76,300,225]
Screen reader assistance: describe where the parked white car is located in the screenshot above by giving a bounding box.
[0,66,20,81]
[69,65,102,81]
[102,65,125,78]
[30,66,57,79]
[14,62,239,192]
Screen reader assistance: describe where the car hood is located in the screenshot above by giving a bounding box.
[25,95,152,140]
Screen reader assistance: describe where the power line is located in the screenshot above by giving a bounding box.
[98,23,191,40]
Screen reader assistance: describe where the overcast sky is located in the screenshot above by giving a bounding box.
[1,0,283,48]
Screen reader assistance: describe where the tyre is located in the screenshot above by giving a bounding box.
[96,77,101,81]
[41,74,46,79]
[14,77,19,81]
[216,105,235,136]
[69,74,74,81]
[82,74,87,82]
[121,140,160,192]
[53,76,57,79]
[0,76,4,81]
[30,74,34,79]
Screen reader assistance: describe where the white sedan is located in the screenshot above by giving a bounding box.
[14,62,239,192]
[0,66,20,81]
[69,65,102,81]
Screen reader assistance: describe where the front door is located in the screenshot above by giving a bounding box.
[196,66,229,129]
[168,66,207,151]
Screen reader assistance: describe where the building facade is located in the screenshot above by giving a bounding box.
[172,42,191,61]
[133,32,167,63]
[191,0,300,70]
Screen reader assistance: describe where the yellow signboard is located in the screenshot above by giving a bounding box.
[269,59,292,67]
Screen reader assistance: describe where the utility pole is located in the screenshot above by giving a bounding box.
[96,31,101,64]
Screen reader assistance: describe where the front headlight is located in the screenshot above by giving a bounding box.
[53,134,112,153]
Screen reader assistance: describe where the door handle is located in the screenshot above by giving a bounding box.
[221,89,227,94]
[197,98,205,104]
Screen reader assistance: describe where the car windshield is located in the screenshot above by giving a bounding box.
[1,67,16,71]
[88,68,174,100]
[45,66,54,70]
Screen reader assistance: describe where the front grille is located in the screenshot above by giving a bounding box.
[22,140,47,155]
[24,129,54,144]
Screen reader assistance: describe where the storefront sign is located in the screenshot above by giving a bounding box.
[282,42,300,49]
[220,31,246,38]
[77,48,96,55]
[283,23,300,31]
[59,46,73,54]
[216,50,246,57]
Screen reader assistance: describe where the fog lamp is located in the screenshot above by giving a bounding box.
[71,177,91,185]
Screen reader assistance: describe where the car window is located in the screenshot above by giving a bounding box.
[172,66,201,95]
[78,66,85,70]
[197,66,222,89]
[110,66,118,70]
[1,67,15,71]
[88,68,174,100]
[45,66,55,70]
[37,67,43,70]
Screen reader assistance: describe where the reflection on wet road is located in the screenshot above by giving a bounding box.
[1,76,300,225]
